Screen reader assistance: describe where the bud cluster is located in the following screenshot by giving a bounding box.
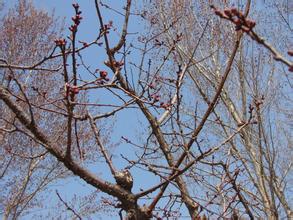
[104,60,124,70]
[54,38,66,47]
[160,101,171,110]
[65,83,79,97]
[70,3,82,33]
[150,93,171,110]
[151,93,160,103]
[99,70,108,80]
[94,70,110,85]
[211,5,256,33]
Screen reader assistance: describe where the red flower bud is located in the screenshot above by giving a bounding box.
[230,8,238,15]
[160,102,171,110]
[288,50,293,56]
[112,60,124,68]
[71,86,79,94]
[100,70,108,78]
[55,38,66,47]
[233,18,242,26]
[246,19,256,29]
[224,9,232,17]
[153,94,160,102]
[69,24,77,32]
[149,83,155,89]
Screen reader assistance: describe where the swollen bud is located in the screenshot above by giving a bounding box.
[100,70,108,79]
[288,50,293,56]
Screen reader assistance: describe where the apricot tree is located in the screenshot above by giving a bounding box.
[0,0,292,219]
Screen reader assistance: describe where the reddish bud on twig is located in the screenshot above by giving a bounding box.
[69,24,77,32]
[213,6,256,33]
[100,70,108,79]
[231,7,238,15]
[154,96,160,102]
[151,94,160,102]
[224,8,232,17]
[114,61,124,68]
[69,3,82,33]
[65,83,80,96]
[71,86,79,94]
[104,60,124,69]
[72,15,82,24]
[54,38,66,47]
[233,18,242,26]
[287,50,293,56]
[245,19,256,29]
[148,83,155,89]
[160,102,171,110]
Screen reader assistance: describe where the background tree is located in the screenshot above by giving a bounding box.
[141,0,293,218]
[0,1,93,219]
[0,0,292,219]
[0,0,66,218]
